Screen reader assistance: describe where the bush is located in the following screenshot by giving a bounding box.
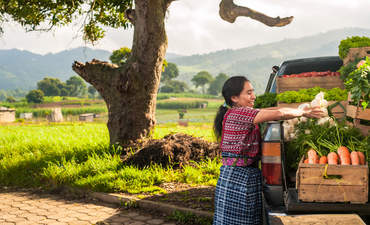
[338,36,370,59]
[156,101,208,109]
[6,96,16,103]
[26,90,44,103]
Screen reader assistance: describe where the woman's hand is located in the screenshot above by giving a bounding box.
[302,106,326,118]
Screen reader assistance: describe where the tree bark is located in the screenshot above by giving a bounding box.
[73,0,168,148]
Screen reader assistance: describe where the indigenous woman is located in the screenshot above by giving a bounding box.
[212,76,324,225]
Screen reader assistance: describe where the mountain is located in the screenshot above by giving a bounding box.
[170,27,370,93]
[0,47,111,90]
[0,27,369,93]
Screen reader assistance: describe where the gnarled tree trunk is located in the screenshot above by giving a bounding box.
[73,0,168,147]
[72,0,292,149]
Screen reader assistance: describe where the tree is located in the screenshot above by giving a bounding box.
[37,77,64,96]
[26,90,44,104]
[66,76,87,97]
[191,71,213,94]
[88,86,97,98]
[110,47,132,66]
[6,96,16,103]
[208,73,229,95]
[161,63,179,83]
[0,1,293,147]
[160,80,188,93]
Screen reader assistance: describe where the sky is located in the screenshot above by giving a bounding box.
[0,0,370,56]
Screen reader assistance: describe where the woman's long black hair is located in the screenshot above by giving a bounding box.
[213,76,249,141]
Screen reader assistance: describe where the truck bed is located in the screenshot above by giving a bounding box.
[284,188,370,216]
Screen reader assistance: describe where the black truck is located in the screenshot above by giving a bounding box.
[262,56,370,220]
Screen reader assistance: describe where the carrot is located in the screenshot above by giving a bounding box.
[314,154,319,164]
[319,156,328,164]
[337,146,350,157]
[357,151,366,165]
[337,146,351,165]
[327,152,338,165]
[304,159,309,164]
[307,149,318,164]
[350,151,360,165]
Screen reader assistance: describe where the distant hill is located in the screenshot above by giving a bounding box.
[0,47,111,90]
[1,27,370,93]
[170,27,370,93]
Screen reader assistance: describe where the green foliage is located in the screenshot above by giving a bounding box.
[0,0,132,43]
[168,210,212,225]
[338,36,370,59]
[161,62,179,83]
[157,101,208,109]
[26,89,44,103]
[191,71,214,94]
[66,76,87,97]
[88,86,97,98]
[207,73,229,96]
[254,93,277,108]
[277,87,347,103]
[344,57,370,109]
[160,80,188,93]
[37,77,66,96]
[109,47,132,66]
[338,58,362,80]
[5,96,16,103]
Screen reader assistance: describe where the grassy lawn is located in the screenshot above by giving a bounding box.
[0,123,220,195]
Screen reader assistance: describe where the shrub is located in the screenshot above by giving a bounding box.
[6,96,16,103]
[26,90,44,103]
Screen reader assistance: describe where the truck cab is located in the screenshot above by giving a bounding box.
[262,56,370,219]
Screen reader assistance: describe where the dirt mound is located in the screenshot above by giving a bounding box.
[122,133,220,168]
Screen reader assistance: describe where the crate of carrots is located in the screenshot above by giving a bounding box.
[296,147,368,204]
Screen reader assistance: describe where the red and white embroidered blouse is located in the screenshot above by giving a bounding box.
[220,107,261,165]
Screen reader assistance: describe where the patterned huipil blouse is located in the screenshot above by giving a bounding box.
[220,107,261,166]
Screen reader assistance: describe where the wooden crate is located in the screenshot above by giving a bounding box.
[343,47,370,65]
[277,101,347,119]
[346,94,370,136]
[296,157,369,204]
[276,76,344,93]
[346,105,370,136]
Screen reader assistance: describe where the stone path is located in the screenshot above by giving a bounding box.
[0,190,366,225]
[0,191,176,225]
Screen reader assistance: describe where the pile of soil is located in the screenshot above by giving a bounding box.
[122,133,220,168]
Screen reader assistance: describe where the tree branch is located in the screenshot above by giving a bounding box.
[125,9,136,25]
[72,59,118,88]
[219,0,293,27]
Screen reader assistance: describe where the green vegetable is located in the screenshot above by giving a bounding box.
[254,93,277,108]
[277,87,347,103]
[338,36,370,60]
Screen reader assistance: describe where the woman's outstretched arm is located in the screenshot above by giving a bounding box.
[253,106,325,124]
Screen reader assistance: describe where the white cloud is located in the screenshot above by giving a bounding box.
[0,0,369,55]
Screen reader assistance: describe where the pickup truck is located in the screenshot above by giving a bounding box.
[262,56,370,222]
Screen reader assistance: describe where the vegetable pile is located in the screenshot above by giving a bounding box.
[285,118,369,171]
[280,71,340,78]
[277,87,347,103]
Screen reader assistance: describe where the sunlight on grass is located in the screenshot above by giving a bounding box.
[0,123,221,194]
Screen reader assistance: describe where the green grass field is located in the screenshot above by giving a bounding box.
[0,123,220,194]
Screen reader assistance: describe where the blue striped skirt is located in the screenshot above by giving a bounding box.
[213,155,262,225]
